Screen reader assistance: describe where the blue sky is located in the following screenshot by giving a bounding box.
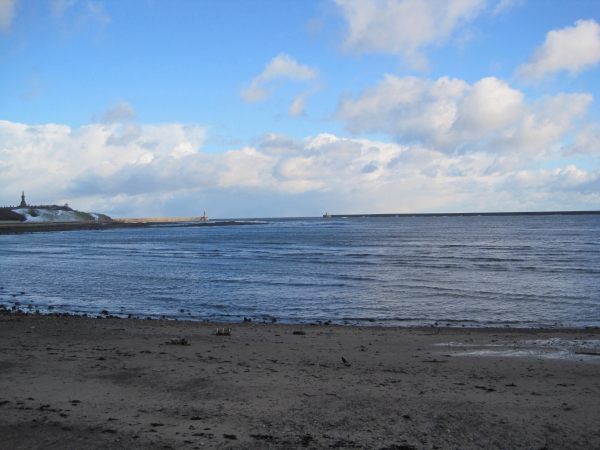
[1,0,599,218]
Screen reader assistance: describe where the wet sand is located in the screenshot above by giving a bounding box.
[1,314,599,449]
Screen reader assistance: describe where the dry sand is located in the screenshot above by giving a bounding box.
[1,314,599,449]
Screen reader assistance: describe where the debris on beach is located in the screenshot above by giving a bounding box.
[166,338,190,345]
[216,328,231,336]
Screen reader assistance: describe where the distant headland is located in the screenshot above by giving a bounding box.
[0,192,213,225]
[0,192,256,234]
[0,192,112,223]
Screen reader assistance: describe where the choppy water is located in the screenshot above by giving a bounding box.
[1,215,599,327]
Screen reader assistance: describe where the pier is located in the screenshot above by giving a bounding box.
[324,210,600,218]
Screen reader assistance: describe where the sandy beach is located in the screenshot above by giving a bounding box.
[1,313,599,450]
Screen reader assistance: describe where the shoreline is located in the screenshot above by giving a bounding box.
[3,306,598,331]
[0,308,600,333]
[1,313,599,449]
[0,220,264,235]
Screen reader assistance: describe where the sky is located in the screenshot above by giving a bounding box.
[1,0,600,219]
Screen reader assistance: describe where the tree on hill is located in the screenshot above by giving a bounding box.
[0,209,26,222]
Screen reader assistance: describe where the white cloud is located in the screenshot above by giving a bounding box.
[240,54,318,103]
[568,124,600,156]
[86,1,110,26]
[22,74,43,100]
[50,0,110,34]
[490,92,591,155]
[453,77,525,136]
[503,165,600,205]
[332,0,486,70]
[101,102,136,123]
[2,119,599,217]
[492,0,521,15]
[335,74,592,155]
[516,19,600,79]
[289,91,311,117]
[0,0,18,33]
[51,0,78,17]
[335,75,469,143]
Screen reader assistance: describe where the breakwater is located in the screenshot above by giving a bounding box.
[325,210,600,218]
[113,217,208,223]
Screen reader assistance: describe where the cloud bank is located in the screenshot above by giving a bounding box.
[2,3,599,218]
[1,116,598,218]
[335,74,592,156]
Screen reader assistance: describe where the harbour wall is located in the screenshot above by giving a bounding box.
[113,217,208,223]
[325,210,600,218]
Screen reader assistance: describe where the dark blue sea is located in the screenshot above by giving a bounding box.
[1,215,599,328]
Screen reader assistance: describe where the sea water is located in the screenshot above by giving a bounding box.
[1,215,599,328]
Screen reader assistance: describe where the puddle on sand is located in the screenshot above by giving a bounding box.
[434,338,600,361]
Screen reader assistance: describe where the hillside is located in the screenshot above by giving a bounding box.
[11,208,112,223]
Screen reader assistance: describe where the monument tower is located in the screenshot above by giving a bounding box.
[19,191,27,208]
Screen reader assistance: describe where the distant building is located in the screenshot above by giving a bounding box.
[19,191,27,208]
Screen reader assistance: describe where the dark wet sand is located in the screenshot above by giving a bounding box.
[1,314,599,449]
